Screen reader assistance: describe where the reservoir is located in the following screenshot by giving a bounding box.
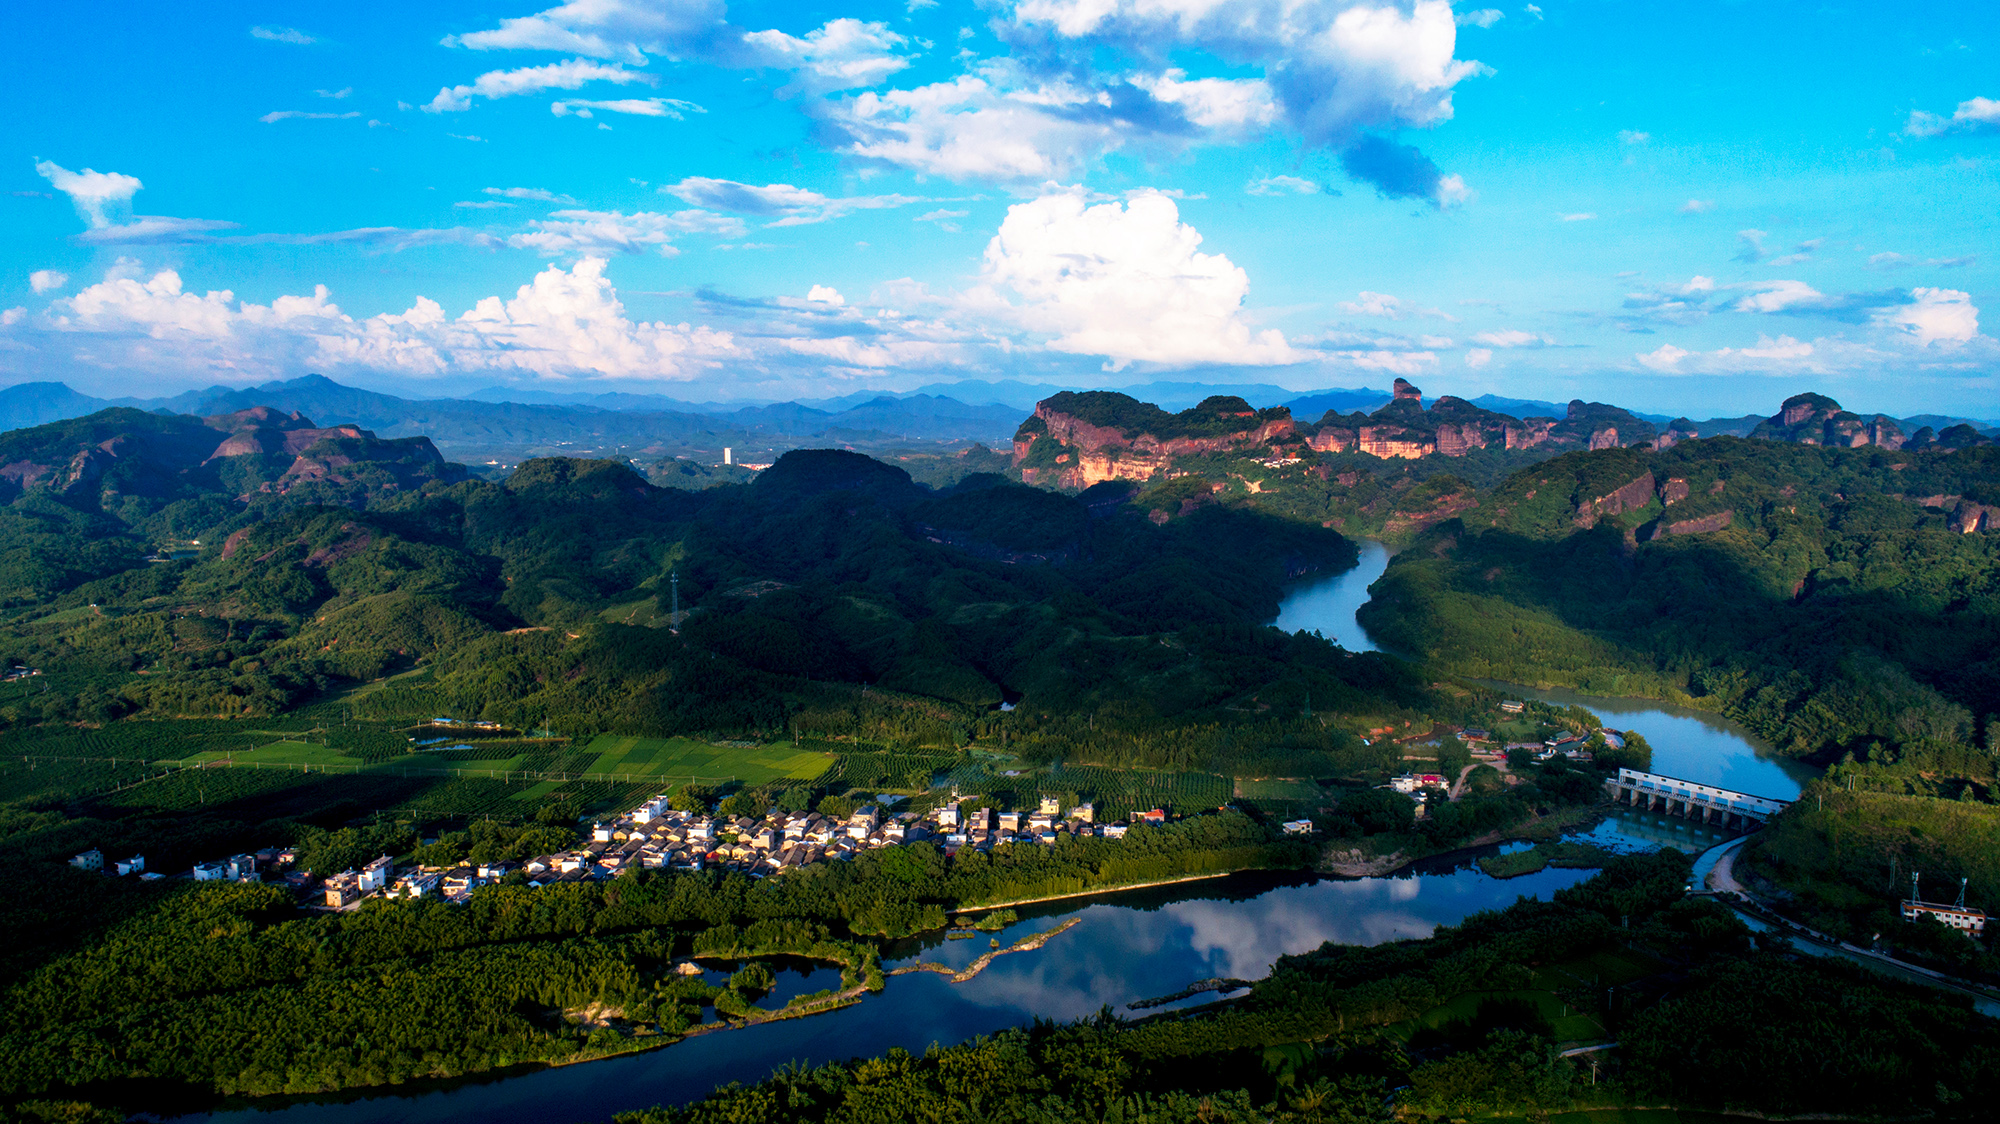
[1272,541,1814,801]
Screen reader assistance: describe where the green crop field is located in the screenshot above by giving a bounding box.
[1233,777,1325,801]
[571,735,833,785]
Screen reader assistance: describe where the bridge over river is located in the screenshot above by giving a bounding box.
[1606,768,1792,830]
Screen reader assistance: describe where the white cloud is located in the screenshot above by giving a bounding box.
[1681,276,1715,294]
[486,186,576,204]
[1471,328,1553,347]
[1338,291,1436,319]
[1463,346,1492,367]
[1129,70,1279,132]
[29,270,69,294]
[1905,96,2000,138]
[976,188,1298,368]
[260,110,361,123]
[0,308,23,327]
[34,161,142,229]
[1878,287,1978,346]
[1679,199,1714,213]
[1618,129,1649,145]
[506,209,744,256]
[1635,343,1689,372]
[915,208,968,231]
[251,26,314,45]
[315,87,353,100]
[424,58,656,113]
[444,0,727,65]
[662,177,924,226]
[1732,280,1825,313]
[551,97,704,118]
[1559,212,1596,221]
[829,74,1128,181]
[1457,9,1503,27]
[743,18,910,93]
[454,200,513,209]
[1010,0,1482,148]
[49,257,737,382]
[1636,336,1819,374]
[806,285,846,305]
[1247,174,1320,195]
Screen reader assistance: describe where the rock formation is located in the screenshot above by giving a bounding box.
[1013,392,1298,487]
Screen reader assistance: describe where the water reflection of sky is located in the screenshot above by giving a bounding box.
[1272,540,1390,652]
[175,865,1593,1124]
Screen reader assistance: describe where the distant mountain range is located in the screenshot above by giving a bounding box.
[3,376,1994,464]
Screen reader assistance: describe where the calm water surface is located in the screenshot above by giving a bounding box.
[166,542,1790,1124]
[172,865,1594,1124]
[1273,541,1815,801]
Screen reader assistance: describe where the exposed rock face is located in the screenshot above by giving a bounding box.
[1951,501,1999,533]
[1660,477,1690,506]
[1575,472,1656,529]
[1647,509,1735,538]
[0,405,462,509]
[1654,419,1699,450]
[1392,378,1424,404]
[1751,392,1910,449]
[1013,392,1296,487]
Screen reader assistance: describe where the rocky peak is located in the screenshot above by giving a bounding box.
[1392,378,1423,405]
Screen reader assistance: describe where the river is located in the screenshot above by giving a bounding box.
[1273,540,1814,802]
[169,865,1596,1124]
[166,541,1771,1123]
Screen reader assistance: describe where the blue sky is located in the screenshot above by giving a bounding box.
[2,1,1995,416]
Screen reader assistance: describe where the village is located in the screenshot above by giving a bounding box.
[69,790,1198,910]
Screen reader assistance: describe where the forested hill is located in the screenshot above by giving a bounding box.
[1360,436,2000,780]
[2,432,1429,774]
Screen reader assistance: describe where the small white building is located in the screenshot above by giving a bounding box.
[1282,820,1315,835]
[70,850,104,872]
[1038,795,1061,816]
[1903,900,1987,935]
[114,855,145,876]
[358,855,394,893]
[192,861,226,882]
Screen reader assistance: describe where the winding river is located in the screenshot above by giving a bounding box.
[160,543,1787,1123]
[1274,540,1813,802]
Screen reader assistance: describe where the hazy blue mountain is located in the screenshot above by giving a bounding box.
[0,382,111,430]
[1282,387,1394,417]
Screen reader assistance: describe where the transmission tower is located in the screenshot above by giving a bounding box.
[670,570,680,631]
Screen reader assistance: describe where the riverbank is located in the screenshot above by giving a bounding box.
[951,870,1244,913]
[890,917,1084,983]
[1319,804,1613,878]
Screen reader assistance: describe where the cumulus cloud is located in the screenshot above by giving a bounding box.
[251,26,314,45]
[1011,0,1481,146]
[1905,96,2000,138]
[1679,198,1714,213]
[1457,9,1504,27]
[977,189,1298,368]
[1247,174,1320,195]
[1128,71,1280,132]
[1732,279,1825,314]
[551,97,704,118]
[424,58,656,113]
[915,208,968,231]
[826,73,1134,182]
[1878,287,1978,346]
[1463,346,1492,367]
[743,18,910,93]
[30,270,69,294]
[47,257,736,382]
[806,285,846,305]
[663,177,924,226]
[506,209,744,256]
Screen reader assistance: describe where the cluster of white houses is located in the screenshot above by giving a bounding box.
[71,793,1178,909]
